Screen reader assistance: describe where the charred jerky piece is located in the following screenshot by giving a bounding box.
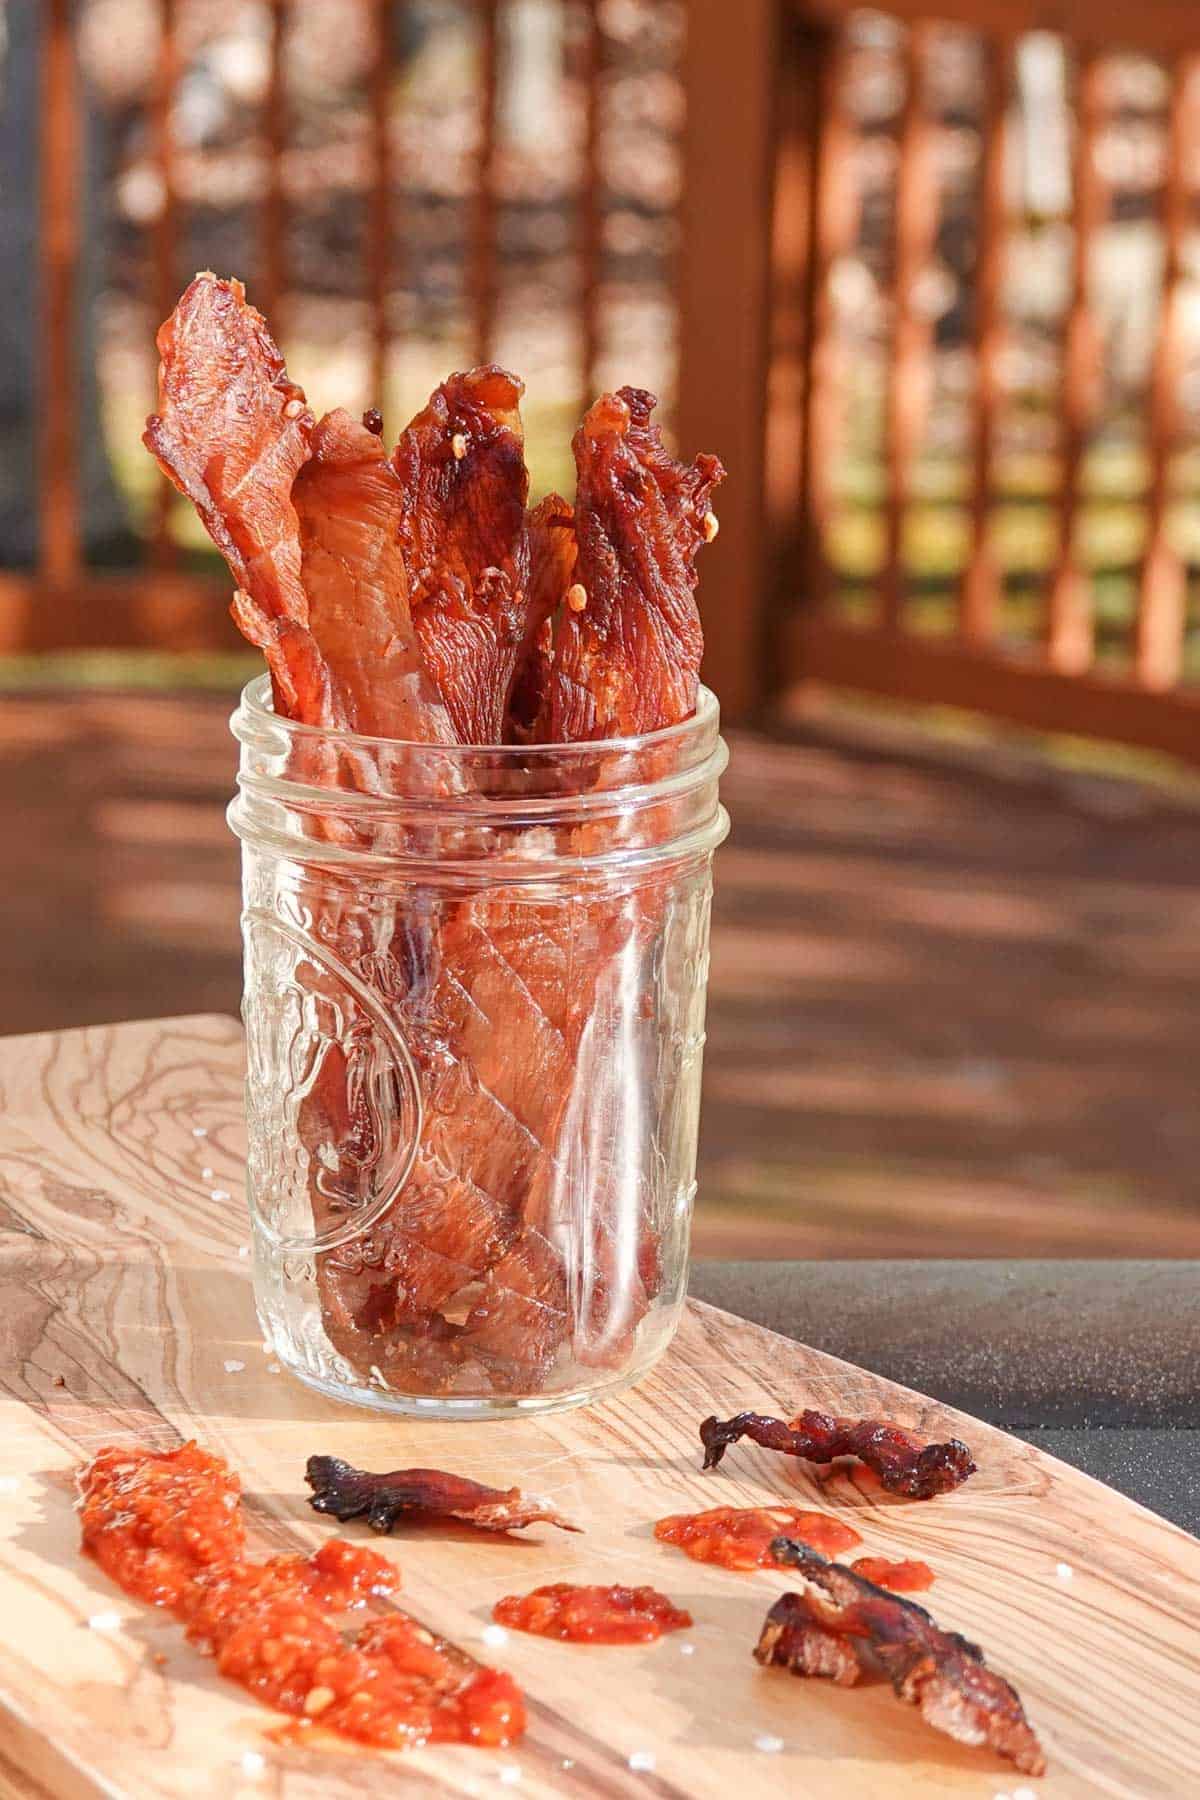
[392,366,536,743]
[700,1410,976,1499]
[306,1455,580,1536]
[143,273,335,725]
[539,387,724,741]
[506,493,577,741]
[292,409,454,741]
[757,1540,1046,1776]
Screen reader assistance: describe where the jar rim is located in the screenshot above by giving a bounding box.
[234,673,720,758]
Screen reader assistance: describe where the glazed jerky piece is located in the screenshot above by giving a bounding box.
[757,1539,1046,1776]
[505,493,576,740]
[700,1409,976,1499]
[143,273,334,726]
[292,407,455,741]
[393,366,541,744]
[306,1455,580,1536]
[538,386,724,741]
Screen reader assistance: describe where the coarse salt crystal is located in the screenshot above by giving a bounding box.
[498,1767,522,1786]
[678,1641,695,1656]
[482,1623,509,1648]
[560,1761,575,1772]
[88,1611,121,1631]
[211,1189,232,1202]
[240,1751,266,1778]
[1055,1562,1073,1581]
[628,1751,656,1773]
[192,1126,207,1138]
[1011,1789,1038,1800]
[268,1363,281,1375]
[236,1246,250,1260]
[224,1359,246,1374]
[754,1735,785,1754]
[201,1167,214,1180]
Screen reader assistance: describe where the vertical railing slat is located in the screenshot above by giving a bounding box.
[1134,57,1199,690]
[579,0,603,413]
[472,0,500,366]
[151,0,179,566]
[882,24,937,633]
[40,0,81,589]
[367,0,394,410]
[961,35,1012,645]
[802,27,857,613]
[1047,49,1105,674]
[262,0,288,329]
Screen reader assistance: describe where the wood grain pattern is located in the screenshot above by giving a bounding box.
[1,1015,1198,1798]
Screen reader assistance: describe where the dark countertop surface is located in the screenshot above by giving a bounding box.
[688,1260,1199,1536]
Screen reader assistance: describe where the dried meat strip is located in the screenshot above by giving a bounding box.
[756,1539,1045,1776]
[305,1455,579,1536]
[538,387,724,741]
[700,1410,976,1499]
[393,366,538,744]
[143,273,335,726]
[292,408,454,742]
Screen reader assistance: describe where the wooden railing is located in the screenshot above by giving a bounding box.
[7,0,623,658]
[680,0,1200,760]
[15,0,1200,770]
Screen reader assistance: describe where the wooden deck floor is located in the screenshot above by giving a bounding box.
[9,690,1200,1257]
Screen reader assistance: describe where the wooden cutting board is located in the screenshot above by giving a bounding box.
[1,1015,1197,1799]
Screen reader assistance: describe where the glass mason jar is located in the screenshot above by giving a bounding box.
[228,675,728,1417]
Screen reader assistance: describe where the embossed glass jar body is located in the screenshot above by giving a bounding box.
[229,677,728,1417]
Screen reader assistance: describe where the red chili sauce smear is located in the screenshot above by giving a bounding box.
[78,1442,524,1749]
[850,1555,936,1593]
[492,1583,692,1644]
[654,1504,862,1571]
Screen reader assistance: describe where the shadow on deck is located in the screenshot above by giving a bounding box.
[8,690,1199,1258]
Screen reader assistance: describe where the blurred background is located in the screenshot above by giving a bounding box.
[5,0,1200,1259]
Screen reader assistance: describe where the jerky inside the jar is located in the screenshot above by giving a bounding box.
[306,1455,579,1537]
[145,274,724,1398]
[700,1408,976,1499]
[756,1538,1045,1777]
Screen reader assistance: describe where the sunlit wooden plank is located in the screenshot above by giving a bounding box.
[471,0,500,365]
[960,35,1013,645]
[579,0,603,411]
[1134,56,1200,690]
[1046,48,1105,675]
[39,0,81,587]
[799,25,858,617]
[881,23,937,633]
[150,0,180,566]
[261,0,289,330]
[367,0,395,410]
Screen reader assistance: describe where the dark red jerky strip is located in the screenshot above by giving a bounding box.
[700,1409,976,1499]
[757,1538,1046,1777]
[306,1456,580,1536]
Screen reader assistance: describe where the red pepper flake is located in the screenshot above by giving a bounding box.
[849,1556,935,1593]
[654,1505,862,1570]
[492,1583,692,1644]
[78,1442,524,1750]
